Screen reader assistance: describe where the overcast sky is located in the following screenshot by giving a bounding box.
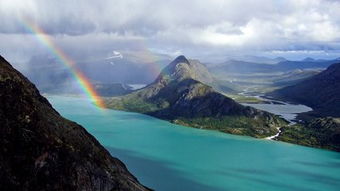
[1,0,340,64]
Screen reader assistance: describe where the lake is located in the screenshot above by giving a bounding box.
[242,96,312,123]
[48,95,340,191]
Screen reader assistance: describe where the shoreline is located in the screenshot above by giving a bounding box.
[265,127,282,140]
[239,93,311,140]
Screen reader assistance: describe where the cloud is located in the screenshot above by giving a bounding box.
[1,0,340,62]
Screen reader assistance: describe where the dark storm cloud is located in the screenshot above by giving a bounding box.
[0,0,340,62]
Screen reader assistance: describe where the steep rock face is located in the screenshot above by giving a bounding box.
[106,56,286,138]
[271,63,340,117]
[0,55,149,191]
[157,55,214,84]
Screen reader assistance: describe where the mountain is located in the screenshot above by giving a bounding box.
[270,63,340,118]
[209,58,339,74]
[20,52,172,95]
[23,55,73,93]
[41,81,133,97]
[208,58,339,94]
[0,55,149,190]
[274,57,288,63]
[156,56,214,85]
[93,82,133,96]
[277,117,340,152]
[241,55,286,64]
[78,56,170,84]
[75,50,172,84]
[273,59,337,71]
[302,57,315,62]
[105,56,286,138]
[271,68,322,87]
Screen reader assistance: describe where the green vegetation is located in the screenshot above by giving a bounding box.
[276,125,320,147]
[277,118,340,152]
[174,116,283,138]
[107,97,160,113]
[223,94,264,103]
[106,96,287,138]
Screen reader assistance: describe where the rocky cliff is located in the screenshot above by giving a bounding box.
[0,55,149,191]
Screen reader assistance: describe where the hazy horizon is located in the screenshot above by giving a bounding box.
[1,0,340,67]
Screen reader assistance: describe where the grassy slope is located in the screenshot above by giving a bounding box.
[223,94,264,103]
[106,95,286,138]
[174,116,280,138]
[277,118,340,152]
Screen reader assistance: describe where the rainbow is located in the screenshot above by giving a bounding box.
[22,19,106,109]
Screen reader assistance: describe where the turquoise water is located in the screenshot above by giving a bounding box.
[48,96,340,191]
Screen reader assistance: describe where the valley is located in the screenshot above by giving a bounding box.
[94,55,340,152]
[2,1,340,190]
[217,62,340,152]
[23,52,340,151]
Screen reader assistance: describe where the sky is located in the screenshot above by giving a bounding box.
[1,0,340,65]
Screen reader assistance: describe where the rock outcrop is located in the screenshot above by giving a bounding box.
[0,55,150,191]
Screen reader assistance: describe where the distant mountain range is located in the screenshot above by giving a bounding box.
[78,52,171,84]
[0,55,149,190]
[93,82,133,96]
[230,55,287,65]
[270,62,340,118]
[20,52,171,96]
[105,56,286,138]
[21,53,339,96]
[207,57,340,93]
[209,58,340,74]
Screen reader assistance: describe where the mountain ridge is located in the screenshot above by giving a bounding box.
[270,62,340,118]
[209,58,340,74]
